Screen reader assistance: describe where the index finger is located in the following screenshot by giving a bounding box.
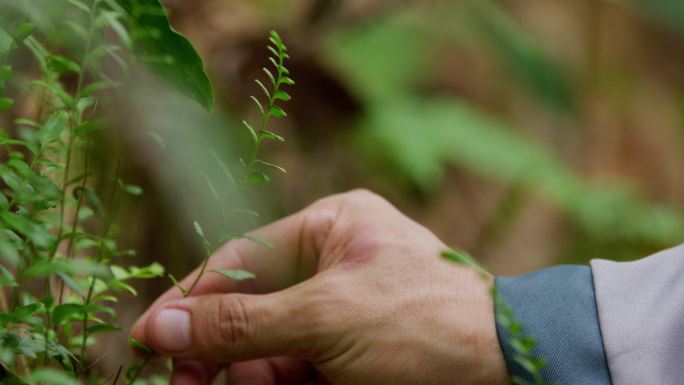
[129,199,338,344]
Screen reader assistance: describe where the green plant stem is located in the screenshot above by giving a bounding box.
[58,137,91,305]
[125,355,150,385]
[112,365,123,385]
[77,156,121,376]
[44,1,98,374]
[247,49,285,171]
[183,252,210,298]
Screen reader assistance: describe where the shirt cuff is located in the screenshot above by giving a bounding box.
[495,265,612,384]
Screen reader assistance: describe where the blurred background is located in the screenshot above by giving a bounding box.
[100,0,684,372]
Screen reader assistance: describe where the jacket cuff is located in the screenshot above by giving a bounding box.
[495,265,611,384]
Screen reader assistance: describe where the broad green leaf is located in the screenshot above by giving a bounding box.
[46,54,80,74]
[115,0,213,109]
[0,97,13,113]
[246,172,270,185]
[0,211,52,248]
[86,324,120,335]
[30,80,74,107]
[0,303,44,325]
[0,264,16,287]
[127,262,165,279]
[30,368,76,385]
[360,98,684,246]
[211,269,255,281]
[52,303,107,325]
[23,259,109,279]
[0,65,11,82]
[57,272,86,297]
[10,22,36,44]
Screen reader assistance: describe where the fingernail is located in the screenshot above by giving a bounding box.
[154,308,191,352]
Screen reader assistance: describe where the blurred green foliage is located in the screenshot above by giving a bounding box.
[323,0,684,255]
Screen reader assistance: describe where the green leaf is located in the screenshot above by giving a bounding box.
[242,120,258,144]
[57,272,86,297]
[246,172,270,185]
[39,111,68,145]
[269,30,285,50]
[268,105,287,118]
[30,80,74,107]
[124,184,143,195]
[0,264,17,287]
[127,262,165,279]
[243,234,273,248]
[0,303,44,325]
[262,67,276,86]
[256,159,286,174]
[0,97,13,113]
[193,221,206,239]
[441,249,489,277]
[0,65,11,82]
[211,269,255,281]
[273,90,291,102]
[168,273,187,296]
[86,324,121,335]
[10,23,36,44]
[73,186,104,217]
[52,303,107,325]
[23,259,110,279]
[259,130,285,142]
[250,96,265,117]
[66,0,91,13]
[115,0,214,109]
[46,55,80,74]
[29,368,76,385]
[193,221,211,252]
[128,338,151,355]
[280,76,295,86]
[254,79,270,99]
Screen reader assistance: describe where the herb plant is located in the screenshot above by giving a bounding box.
[168,30,294,298]
[0,0,220,384]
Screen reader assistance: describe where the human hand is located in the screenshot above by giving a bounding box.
[130,190,510,385]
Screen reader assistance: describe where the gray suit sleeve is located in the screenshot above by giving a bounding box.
[591,244,684,385]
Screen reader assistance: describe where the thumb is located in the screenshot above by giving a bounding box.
[141,289,323,362]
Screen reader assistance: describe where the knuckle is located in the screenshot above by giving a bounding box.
[214,295,250,348]
[345,188,380,201]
